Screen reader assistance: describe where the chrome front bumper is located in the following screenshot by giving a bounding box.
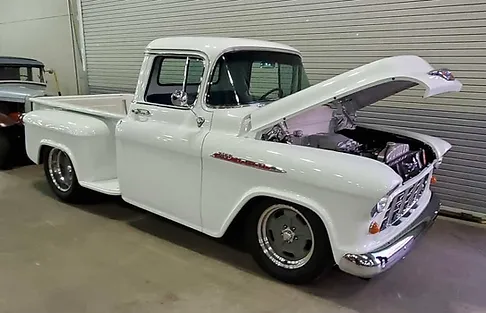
[339,193,440,278]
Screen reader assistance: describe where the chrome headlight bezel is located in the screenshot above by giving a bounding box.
[370,185,399,218]
[370,196,389,218]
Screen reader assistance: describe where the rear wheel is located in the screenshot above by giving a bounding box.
[246,199,335,284]
[0,132,11,170]
[43,147,87,203]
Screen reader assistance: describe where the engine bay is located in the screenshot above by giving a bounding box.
[260,106,435,181]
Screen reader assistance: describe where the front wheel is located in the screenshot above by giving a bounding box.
[43,147,88,203]
[246,199,335,284]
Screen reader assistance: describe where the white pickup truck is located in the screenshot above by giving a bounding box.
[23,37,462,284]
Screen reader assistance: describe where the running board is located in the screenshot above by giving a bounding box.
[80,179,120,196]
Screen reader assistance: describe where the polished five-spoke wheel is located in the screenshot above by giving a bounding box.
[247,199,334,284]
[47,148,74,192]
[43,147,88,203]
[257,204,314,269]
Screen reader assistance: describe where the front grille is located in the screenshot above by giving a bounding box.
[381,172,431,229]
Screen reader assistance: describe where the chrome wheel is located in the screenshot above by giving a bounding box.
[257,204,314,269]
[47,149,74,192]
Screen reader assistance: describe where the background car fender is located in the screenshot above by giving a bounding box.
[0,113,17,127]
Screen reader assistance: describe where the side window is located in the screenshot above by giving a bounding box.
[145,56,204,106]
[158,58,186,85]
[187,60,204,84]
[211,61,221,83]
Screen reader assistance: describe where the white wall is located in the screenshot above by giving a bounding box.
[0,0,78,95]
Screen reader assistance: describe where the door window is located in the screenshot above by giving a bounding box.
[145,56,204,106]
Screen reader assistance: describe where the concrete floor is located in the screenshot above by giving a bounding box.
[1,165,486,313]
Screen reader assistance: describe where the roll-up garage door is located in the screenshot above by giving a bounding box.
[80,0,486,214]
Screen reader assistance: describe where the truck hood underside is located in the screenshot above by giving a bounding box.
[246,55,462,135]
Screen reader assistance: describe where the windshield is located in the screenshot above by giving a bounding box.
[207,51,310,107]
[0,65,44,83]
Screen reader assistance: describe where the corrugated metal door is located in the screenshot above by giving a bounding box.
[80,0,486,214]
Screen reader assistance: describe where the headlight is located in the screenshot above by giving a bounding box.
[370,196,389,218]
[376,197,388,213]
[434,158,443,169]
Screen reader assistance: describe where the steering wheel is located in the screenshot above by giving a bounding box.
[259,87,284,100]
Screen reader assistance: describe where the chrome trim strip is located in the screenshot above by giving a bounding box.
[210,152,286,173]
[339,193,440,278]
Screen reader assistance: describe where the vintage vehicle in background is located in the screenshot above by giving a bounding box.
[23,37,462,284]
[0,56,60,169]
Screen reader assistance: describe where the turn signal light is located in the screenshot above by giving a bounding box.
[369,222,380,234]
[431,176,437,184]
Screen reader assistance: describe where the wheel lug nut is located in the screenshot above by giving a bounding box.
[295,236,298,240]
[291,227,296,231]
[283,225,287,229]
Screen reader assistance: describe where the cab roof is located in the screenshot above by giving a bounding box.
[145,36,301,60]
[0,56,44,67]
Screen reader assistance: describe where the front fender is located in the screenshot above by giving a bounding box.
[217,186,338,255]
[201,133,403,263]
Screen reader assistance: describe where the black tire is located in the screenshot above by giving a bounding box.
[0,132,11,170]
[43,147,89,203]
[246,198,335,284]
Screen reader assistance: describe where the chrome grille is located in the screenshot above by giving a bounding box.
[381,173,431,229]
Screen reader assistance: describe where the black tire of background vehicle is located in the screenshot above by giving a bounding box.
[0,132,11,170]
[246,198,335,284]
[43,147,90,203]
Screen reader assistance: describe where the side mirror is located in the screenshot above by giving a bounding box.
[170,89,205,127]
[171,90,192,108]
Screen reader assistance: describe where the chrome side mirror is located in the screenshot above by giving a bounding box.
[171,90,191,107]
[170,90,205,127]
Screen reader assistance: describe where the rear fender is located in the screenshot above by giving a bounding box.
[23,110,117,183]
[37,140,78,170]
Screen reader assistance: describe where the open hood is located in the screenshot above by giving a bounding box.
[246,55,462,135]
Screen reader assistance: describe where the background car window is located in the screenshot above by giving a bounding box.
[19,67,29,80]
[146,56,204,106]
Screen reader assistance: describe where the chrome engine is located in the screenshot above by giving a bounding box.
[304,134,428,180]
[262,122,427,180]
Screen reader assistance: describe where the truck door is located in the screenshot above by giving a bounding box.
[116,53,212,230]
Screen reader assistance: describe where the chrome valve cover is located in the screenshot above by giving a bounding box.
[377,142,410,163]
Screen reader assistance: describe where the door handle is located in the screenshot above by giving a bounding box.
[131,108,151,116]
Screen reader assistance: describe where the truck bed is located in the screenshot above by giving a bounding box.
[30,93,133,119]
